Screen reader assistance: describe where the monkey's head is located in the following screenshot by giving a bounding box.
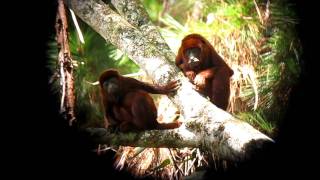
[99,69,122,103]
[103,77,119,93]
[181,34,212,70]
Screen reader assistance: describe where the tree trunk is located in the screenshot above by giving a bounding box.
[66,0,273,161]
[56,0,76,125]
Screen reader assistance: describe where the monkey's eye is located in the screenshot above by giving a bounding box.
[186,47,201,60]
[104,77,117,85]
[103,81,109,89]
[103,77,118,93]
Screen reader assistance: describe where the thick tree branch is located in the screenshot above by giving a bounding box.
[110,0,175,60]
[67,0,273,161]
[85,127,199,148]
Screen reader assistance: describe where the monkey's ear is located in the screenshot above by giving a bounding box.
[229,69,234,76]
[176,58,183,66]
[102,81,109,90]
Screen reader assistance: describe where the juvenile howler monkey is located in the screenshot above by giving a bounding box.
[176,34,233,110]
[99,69,181,132]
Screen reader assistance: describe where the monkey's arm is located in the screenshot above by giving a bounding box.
[125,77,180,94]
[197,67,216,79]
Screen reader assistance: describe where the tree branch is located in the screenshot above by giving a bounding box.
[110,0,175,60]
[85,127,199,148]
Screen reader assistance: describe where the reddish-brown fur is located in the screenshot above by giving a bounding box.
[99,69,181,132]
[176,34,233,110]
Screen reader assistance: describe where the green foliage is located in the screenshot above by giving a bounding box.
[204,0,257,29]
[142,0,163,22]
[256,1,300,122]
[151,159,171,172]
[236,110,275,136]
[47,40,60,94]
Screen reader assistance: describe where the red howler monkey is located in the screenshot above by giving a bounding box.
[175,34,233,110]
[99,69,181,132]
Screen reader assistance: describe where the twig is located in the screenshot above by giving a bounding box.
[69,8,85,44]
[186,157,197,175]
[85,80,99,86]
[264,0,270,22]
[253,0,264,24]
[59,60,66,112]
[169,148,185,176]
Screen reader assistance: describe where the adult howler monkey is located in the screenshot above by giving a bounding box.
[99,69,181,132]
[176,34,233,110]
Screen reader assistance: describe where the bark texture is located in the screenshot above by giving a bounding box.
[56,0,76,125]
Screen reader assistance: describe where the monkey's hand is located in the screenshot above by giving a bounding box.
[160,80,181,94]
[194,74,206,89]
[185,71,196,81]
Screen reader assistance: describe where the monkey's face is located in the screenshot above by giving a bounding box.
[184,47,201,69]
[103,77,119,93]
[103,77,121,103]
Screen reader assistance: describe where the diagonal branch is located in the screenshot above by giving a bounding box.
[110,0,175,61]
